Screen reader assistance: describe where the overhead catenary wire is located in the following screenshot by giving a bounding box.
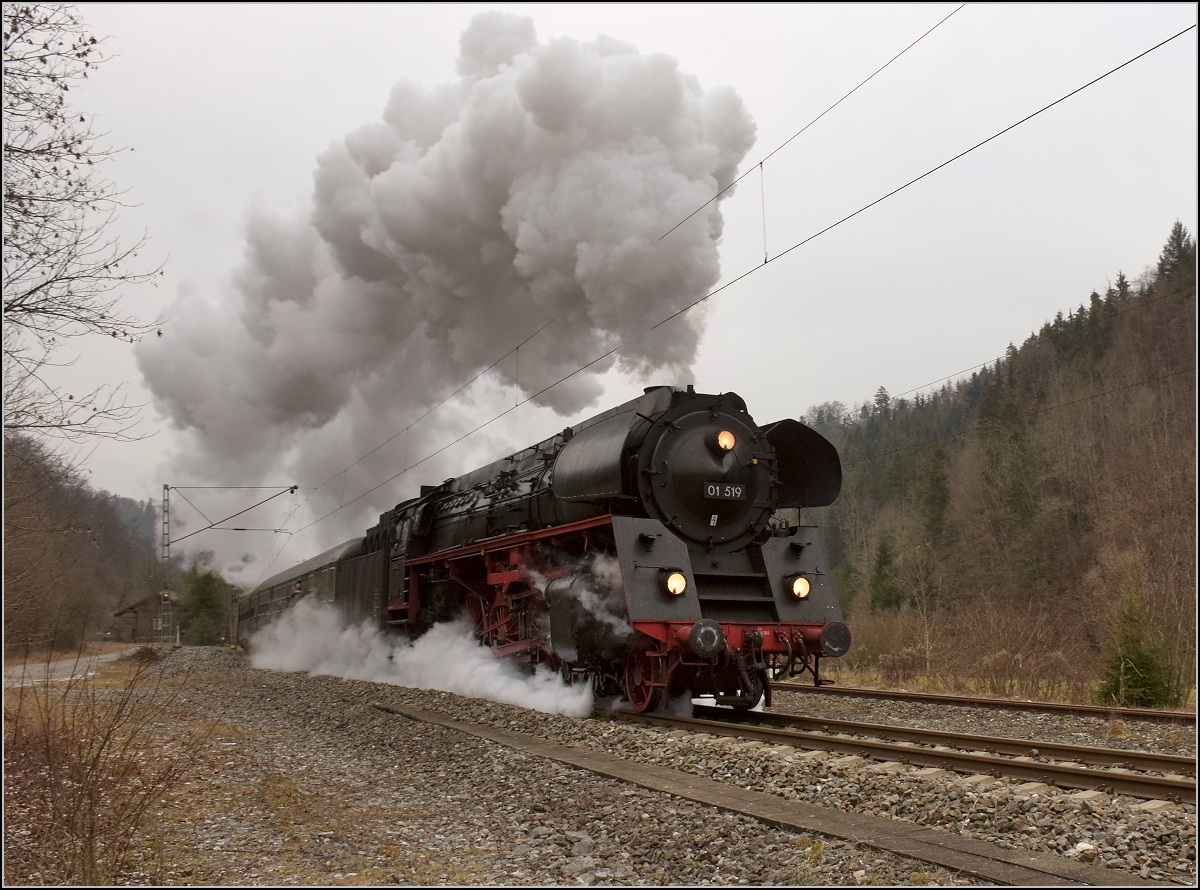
[278,21,1195,545]
[658,3,966,243]
[307,318,557,494]
[170,486,297,546]
[289,280,1196,538]
[650,22,1198,333]
[888,284,1195,398]
[169,487,213,525]
[759,163,767,264]
[161,483,303,590]
[259,289,1195,584]
[254,320,559,581]
[251,489,309,587]
[169,485,302,489]
[259,318,556,579]
[206,527,293,533]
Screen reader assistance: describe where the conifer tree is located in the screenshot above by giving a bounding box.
[1115,270,1131,301]
[873,387,891,418]
[181,563,228,645]
[918,448,950,545]
[869,538,904,611]
[1156,220,1196,283]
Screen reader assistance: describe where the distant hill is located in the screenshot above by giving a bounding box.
[4,437,164,650]
[100,491,158,553]
[800,221,1195,706]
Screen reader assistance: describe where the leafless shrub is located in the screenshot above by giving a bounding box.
[947,599,1098,701]
[3,652,208,884]
[877,648,923,686]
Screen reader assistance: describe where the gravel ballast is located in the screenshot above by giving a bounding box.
[11,646,1192,886]
[391,684,1197,885]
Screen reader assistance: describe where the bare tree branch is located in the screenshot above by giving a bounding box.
[3,3,162,442]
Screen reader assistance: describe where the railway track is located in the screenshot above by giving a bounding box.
[772,681,1197,724]
[612,706,1197,804]
[378,700,1167,887]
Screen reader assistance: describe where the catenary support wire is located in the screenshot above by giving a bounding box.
[281,22,1195,542]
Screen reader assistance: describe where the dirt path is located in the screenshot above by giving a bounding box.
[3,647,143,688]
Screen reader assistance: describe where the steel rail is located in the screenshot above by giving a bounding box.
[611,710,1196,804]
[692,705,1195,776]
[378,701,1160,886]
[772,682,1197,724]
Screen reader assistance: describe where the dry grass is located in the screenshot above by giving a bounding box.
[3,655,495,885]
[827,598,1119,705]
[129,742,495,886]
[3,655,210,884]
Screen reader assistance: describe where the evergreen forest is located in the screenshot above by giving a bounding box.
[800,221,1196,706]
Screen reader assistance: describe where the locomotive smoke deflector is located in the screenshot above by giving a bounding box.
[758,418,842,507]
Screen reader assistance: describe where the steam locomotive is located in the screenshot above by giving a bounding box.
[237,385,851,710]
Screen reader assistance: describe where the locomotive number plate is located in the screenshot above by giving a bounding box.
[703,482,746,500]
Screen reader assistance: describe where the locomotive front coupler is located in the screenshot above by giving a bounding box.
[744,637,772,708]
[788,630,811,680]
[712,650,771,709]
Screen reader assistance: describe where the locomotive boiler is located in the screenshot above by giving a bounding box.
[237,385,851,710]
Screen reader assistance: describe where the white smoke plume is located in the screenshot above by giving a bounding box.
[584,554,635,638]
[529,553,633,642]
[137,11,755,561]
[249,598,592,717]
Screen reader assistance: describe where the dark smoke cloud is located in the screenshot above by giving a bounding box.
[138,12,754,557]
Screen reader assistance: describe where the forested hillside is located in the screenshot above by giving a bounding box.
[801,222,1196,706]
[4,437,158,649]
[2,439,232,652]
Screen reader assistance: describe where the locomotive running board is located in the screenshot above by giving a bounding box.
[403,515,615,566]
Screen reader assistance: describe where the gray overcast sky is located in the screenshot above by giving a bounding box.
[58,2,1196,583]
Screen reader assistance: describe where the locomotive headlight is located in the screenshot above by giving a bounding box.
[789,575,811,599]
[662,570,688,596]
[716,430,736,451]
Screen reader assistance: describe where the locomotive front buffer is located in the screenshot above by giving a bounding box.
[545,515,851,712]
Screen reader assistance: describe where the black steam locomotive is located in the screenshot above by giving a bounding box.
[237,386,851,710]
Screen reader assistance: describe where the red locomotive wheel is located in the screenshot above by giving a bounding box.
[488,601,518,647]
[464,596,487,644]
[624,646,664,713]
